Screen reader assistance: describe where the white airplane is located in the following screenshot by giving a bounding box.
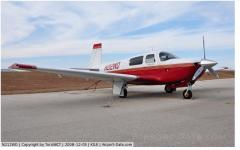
[9,37,218,99]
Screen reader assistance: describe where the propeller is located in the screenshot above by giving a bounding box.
[192,36,219,81]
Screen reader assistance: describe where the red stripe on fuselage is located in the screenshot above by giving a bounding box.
[109,63,200,85]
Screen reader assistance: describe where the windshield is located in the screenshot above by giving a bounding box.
[159,52,177,61]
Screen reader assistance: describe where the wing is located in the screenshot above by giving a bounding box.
[69,68,99,71]
[9,63,137,82]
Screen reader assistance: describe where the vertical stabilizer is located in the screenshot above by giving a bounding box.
[90,43,102,69]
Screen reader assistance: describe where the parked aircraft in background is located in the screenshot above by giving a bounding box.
[9,37,218,99]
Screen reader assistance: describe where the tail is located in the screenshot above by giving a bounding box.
[90,43,102,69]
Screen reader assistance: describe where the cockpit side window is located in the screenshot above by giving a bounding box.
[129,56,143,66]
[159,52,177,61]
[145,54,155,64]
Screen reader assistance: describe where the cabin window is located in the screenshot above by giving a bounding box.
[159,52,177,61]
[145,54,155,64]
[129,56,143,66]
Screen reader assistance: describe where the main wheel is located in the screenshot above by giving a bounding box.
[183,89,192,99]
[119,88,127,98]
[165,85,176,93]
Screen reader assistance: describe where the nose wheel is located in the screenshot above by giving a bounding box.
[183,84,193,99]
[183,89,192,99]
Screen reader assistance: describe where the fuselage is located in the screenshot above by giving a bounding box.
[100,51,203,86]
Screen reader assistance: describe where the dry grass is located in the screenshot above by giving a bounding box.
[199,70,235,80]
[1,71,112,95]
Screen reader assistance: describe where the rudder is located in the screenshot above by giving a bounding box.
[90,43,102,69]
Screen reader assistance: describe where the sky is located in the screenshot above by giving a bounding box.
[1,1,235,69]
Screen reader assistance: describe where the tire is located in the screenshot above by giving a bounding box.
[119,88,127,98]
[183,89,192,99]
[165,85,176,93]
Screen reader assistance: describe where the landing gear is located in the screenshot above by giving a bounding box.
[165,85,176,93]
[183,89,192,99]
[183,84,192,99]
[119,88,127,98]
[113,81,128,98]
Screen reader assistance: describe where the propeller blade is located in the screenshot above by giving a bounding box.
[203,36,206,59]
[192,66,205,81]
[198,36,219,79]
[207,67,219,78]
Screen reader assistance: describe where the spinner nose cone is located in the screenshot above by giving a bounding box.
[200,59,217,67]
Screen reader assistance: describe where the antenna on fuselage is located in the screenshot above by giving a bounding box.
[203,36,206,59]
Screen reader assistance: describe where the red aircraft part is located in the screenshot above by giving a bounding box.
[9,63,37,69]
[93,43,102,49]
[110,63,201,86]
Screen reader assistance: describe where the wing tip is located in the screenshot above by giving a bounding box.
[9,63,37,69]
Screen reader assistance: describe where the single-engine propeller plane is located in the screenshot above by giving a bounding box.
[9,37,218,99]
